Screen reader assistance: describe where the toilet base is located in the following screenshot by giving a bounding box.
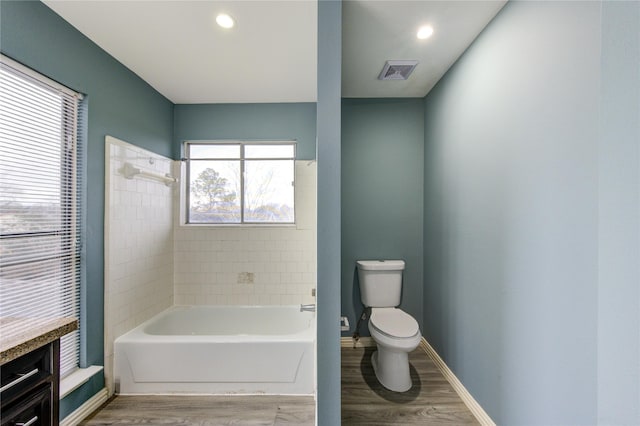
[371,349,412,392]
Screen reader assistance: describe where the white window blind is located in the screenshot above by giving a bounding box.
[0,55,83,378]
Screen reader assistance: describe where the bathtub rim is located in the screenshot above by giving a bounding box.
[115,304,316,344]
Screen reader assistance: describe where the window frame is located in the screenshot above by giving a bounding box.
[183,140,297,226]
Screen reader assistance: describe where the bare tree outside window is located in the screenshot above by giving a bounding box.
[191,168,237,211]
[190,167,240,222]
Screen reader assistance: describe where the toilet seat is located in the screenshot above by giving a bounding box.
[369,308,419,339]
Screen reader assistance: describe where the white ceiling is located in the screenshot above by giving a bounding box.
[342,1,506,98]
[43,0,506,104]
[43,1,318,104]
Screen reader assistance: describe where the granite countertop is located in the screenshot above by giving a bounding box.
[0,317,78,365]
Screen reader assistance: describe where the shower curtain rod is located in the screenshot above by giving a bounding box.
[120,162,177,186]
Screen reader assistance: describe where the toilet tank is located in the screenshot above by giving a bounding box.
[356,260,405,308]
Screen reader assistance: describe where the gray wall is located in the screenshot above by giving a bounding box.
[424,1,639,424]
[317,1,342,424]
[173,103,317,160]
[0,1,174,419]
[342,98,424,337]
[597,1,640,424]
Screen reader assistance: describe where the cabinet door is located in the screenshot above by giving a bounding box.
[0,385,52,426]
[1,344,53,405]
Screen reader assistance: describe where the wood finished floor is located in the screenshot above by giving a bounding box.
[341,346,480,425]
[81,346,478,425]
[80,395,315,426]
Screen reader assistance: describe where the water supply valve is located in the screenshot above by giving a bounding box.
[340,316,350,332]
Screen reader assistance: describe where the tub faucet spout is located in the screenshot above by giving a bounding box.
[300,304,316,312]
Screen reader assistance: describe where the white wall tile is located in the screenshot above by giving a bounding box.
[104,137,175,395]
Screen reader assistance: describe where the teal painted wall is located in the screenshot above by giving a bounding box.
[316,1,342,424]
[423,0,639,424]
[0,1,174,418]
[341,98,424,337]
[597,1,640,424]
[173,103,317,160]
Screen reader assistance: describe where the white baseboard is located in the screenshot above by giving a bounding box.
[419,338,496,426]
[340,336,495,426]
[60,387,109,426]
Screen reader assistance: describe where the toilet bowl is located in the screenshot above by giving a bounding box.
[368,307,421,392]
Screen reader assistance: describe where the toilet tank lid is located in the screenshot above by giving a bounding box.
[356,260,405,271]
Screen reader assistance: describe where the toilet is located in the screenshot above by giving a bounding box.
[357,260,421,392]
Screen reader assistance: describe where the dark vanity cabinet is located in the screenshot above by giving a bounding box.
[1,341,60,426]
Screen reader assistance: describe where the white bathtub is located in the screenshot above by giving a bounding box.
[114,305,315,395]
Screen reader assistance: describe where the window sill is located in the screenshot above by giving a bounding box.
[178,223,298,229]
[60,365,103,399]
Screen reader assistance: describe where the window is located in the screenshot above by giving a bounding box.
[185,142,295,224]
[0,55,83,378]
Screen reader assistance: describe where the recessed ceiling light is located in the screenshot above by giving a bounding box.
[417,25,434,40]
[216,13,235,29]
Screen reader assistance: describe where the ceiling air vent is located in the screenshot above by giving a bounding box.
[378,60,419,80]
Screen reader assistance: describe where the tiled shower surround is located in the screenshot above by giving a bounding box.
[173,162,317,306]
[104,137,174,393]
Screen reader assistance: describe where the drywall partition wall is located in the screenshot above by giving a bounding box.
[104,136,174,395]
[423,1,600,424]
[0,1,174,418]
[173,161,316,306]
[341,98,424,337]
[597,2,640,424]
[173,103,317,160]
[316,1,342,424]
